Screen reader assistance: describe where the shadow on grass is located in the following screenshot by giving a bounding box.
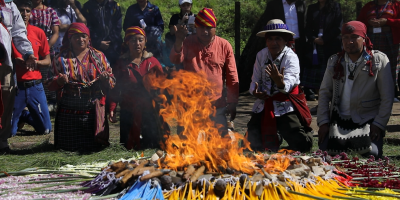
[387,124,400,132]
[15,130,43,136]
[10,141,116,156]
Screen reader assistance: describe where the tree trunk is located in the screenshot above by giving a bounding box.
[238,5,269,92]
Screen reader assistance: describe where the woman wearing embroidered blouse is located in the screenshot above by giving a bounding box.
[358,0,400,101]
[109,26,168,150]
[47,23,115,151]
[123,0,164,59]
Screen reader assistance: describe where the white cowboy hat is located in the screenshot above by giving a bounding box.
[256,19,295,37]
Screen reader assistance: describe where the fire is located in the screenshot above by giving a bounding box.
[143,70,292,175]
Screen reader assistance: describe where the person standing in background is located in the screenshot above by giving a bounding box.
[82,0,122,67]
[53,0,86,54]
[357,0,400,102]
[30,0,60,112]
[303,0,343,113]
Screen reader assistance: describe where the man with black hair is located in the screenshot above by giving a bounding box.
[318,21,394,158]
[264,0,313,100]
[11,0,52,137]
[247,19,313,152]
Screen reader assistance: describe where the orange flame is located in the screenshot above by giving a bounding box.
[144,70,293,175]
[264,154,292,174]
[144,70,257,174]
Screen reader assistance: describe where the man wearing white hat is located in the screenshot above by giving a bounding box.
[165,0,195,71]
[246,19,313,152]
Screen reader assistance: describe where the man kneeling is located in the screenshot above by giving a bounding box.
[317,21,394,158]
[246,19,313,152]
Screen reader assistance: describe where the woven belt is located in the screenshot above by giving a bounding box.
[368,26,391,33]
[17,79,41,88]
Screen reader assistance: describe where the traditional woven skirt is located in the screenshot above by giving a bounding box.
[369,31,399,86]
[327,108,372,155]
[54,92,101,151]
[301,45,327,89]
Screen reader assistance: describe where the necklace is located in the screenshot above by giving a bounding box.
[347,62,358,80]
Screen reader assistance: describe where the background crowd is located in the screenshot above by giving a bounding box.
[0,0,398,158]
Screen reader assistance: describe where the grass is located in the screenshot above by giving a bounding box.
[2,118,400,172]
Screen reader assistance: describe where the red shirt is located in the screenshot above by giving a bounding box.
[170,35,239,108]
[109,54,163,113]
[13,24,50,81]
[357,1,400,44]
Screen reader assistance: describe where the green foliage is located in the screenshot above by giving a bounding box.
[336,0,371,22]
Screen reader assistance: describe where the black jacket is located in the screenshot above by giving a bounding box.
[82,0,122,65]
[265,0,306,42]
[305,2,343,63]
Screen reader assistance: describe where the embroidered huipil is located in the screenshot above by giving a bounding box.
[169,35,239,108]
[47,48,115,97]
[358,1,400,44]
[249,46,300,115]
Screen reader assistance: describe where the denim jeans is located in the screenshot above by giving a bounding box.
[11,82,52,136]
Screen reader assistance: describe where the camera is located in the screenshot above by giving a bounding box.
[180,13,196,35]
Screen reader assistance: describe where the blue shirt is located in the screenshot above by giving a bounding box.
[123,2,164,34]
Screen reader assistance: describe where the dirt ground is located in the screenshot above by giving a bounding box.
[9,91,400,149]
[234,92,400,141]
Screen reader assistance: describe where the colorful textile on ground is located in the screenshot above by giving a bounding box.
[124,26,146,42]
[302,45,327,89]
[328,108,372,154]
[195,8,217,28]
[369,31,399,86]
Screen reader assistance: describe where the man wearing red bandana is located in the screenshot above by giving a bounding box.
[170,8,239,136]
[317,21,394,158]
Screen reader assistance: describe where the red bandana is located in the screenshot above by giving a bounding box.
[334,21,374,79]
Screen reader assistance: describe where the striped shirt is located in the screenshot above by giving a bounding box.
[29,6,60,39]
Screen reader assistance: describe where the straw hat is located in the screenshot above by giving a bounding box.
[256,19,295,37]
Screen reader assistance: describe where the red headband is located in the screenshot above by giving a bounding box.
[334,21,374,79]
